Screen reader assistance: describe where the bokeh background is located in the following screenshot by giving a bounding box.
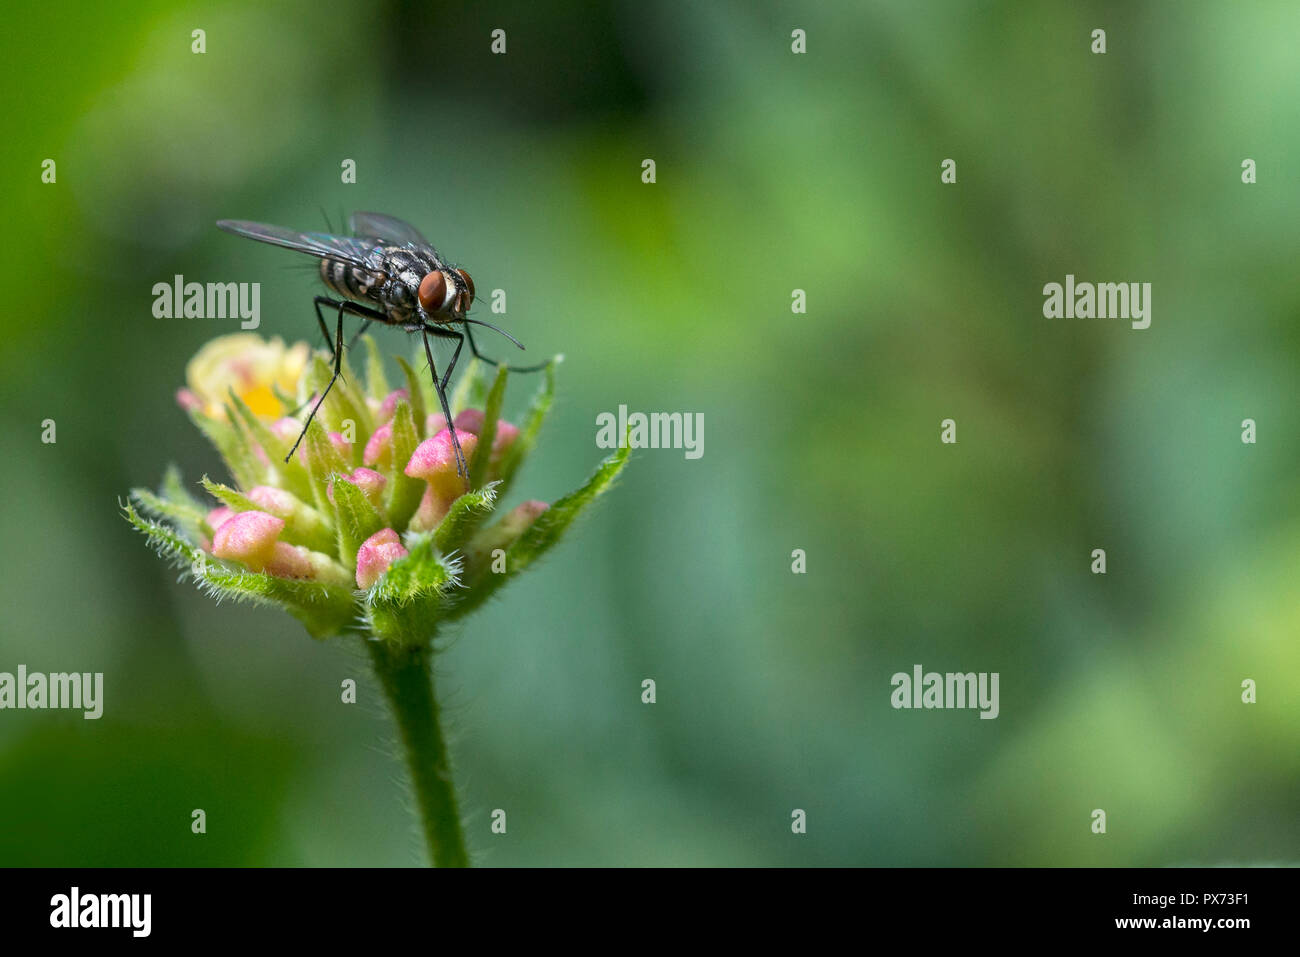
[1,0,1297,866]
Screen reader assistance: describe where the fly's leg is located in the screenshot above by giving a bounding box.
[347,319,374,352]
[283,297,386,461]
[464,323,550,373]
[436,330,465,394]
[281,298,343,418]
[286,305,345,462]
[422,329,469,488]
[312,297,336,354]
[313,296,385,360]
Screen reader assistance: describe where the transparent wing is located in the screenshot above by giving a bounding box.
[349,211,436,252]
[216,220,376,268]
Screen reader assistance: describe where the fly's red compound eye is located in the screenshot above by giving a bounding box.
[455,269,475,301]
[418,271,448,313]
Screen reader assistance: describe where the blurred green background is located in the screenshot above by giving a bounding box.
[1,0,1297,866]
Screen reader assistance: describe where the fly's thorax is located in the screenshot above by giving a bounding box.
[371,246,436,320]
[319,257,384,303]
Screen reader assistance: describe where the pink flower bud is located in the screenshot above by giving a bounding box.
[264,542,315,579]
[211,511,285,571]
[405,429,477,530]
[406,429,476,497]
[206,506,235,533]
[297,430,352,467]
[452,409,484,434]
[490,421,520,463]
[355,528,409,589]
[503,499,549,535]
[379,389,409,420]
[451,410,518,476]
[464,500,548,568]
[247,485,297,516]
[349,467,387,505]
[364,422,393,469]
[426,412,448,436]
[208,508,349,583]
[327,468,387,507]
[176,388,203,413]
[271,417,301,442]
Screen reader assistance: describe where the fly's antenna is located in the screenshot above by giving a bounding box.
[463,318,525,350]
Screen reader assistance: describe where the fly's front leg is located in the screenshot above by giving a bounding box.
[438,330,465,394]
[423,330,469,488]
[464,323,550,373]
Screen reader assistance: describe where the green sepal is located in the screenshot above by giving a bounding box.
[434,482,499,556]
[189,410,263,491]
[469,366,507,489]
[123,501,357,639]
[446,442,629,621]
[226,389,314,503]
[161,464,205,512]
[395,356,427,434]
[331,473,386,567]
[383,399,425,531]
[364,533,460,645]
[301,417,349,513]
[362,334,390,400]
[200,476,335,554]
[271,382,297,414]
[409,344,439,423]
[336,348,374,447]
[130,483,206,545]
[303,355,370,449]
[450,358,487,417]
[200,475,261,514]
[497,357,558,495]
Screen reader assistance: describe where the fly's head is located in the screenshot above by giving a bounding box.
[417,267,476,323]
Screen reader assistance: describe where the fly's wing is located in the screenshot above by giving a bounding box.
[217,220,376,268]
[349,212,439,256]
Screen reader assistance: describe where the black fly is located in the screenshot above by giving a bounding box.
[216,212,545,486]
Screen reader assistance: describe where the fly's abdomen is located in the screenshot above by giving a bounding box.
[320,258,383,303]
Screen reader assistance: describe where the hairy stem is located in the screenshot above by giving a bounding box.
[368,640,470,867]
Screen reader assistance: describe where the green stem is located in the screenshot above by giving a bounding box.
[367,640,470,867]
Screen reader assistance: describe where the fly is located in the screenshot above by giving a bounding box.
[216,211,545,486]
